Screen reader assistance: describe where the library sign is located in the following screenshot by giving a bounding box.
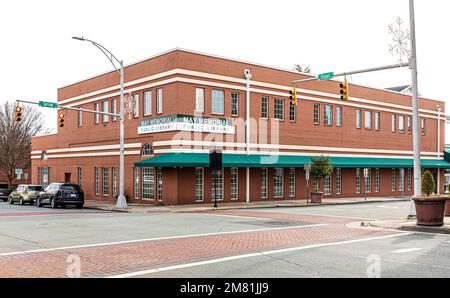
[138,114,235,135]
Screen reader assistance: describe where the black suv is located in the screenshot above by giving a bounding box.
[36,183,84,209]
[0,183,12,202]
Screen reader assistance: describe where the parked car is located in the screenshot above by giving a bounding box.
[8,185,43,205]
[0,183,12,202]
[36,183,84,209]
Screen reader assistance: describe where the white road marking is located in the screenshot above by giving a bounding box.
[0,223,326,257]
[185,213,273,221]
[375,206,400,209]
[391,248,423,254]
[108,232,413,278]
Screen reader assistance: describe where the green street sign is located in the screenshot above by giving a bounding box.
[38,101,59,109]
[317,72,335,81]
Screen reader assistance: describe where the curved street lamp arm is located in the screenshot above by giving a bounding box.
[84,38,122,73]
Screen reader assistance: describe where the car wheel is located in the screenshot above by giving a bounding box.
[50,197,57,209]
[20,197,24,205]
[76,204,83,209]
[61,204,66,209]
[8,197,14,204]
[36,197,42,208]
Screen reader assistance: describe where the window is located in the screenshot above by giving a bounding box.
[392,114,396,132]
[261,97,269,119]
[365,169,372,193]
[391,169,396,192]
[356,168,361,194]
[313,104,320,125]
[407,116,412,134]
[102,167,109,196]
[211,168,223,200]
[336,107,342,127]
[156,89,163,114]
[399,115,405,133]
[230,168,238,200]
[399,169,405,192]
[141,143,153,156]
[134,167,140,199]
[336,168,342,195]
[112,167,117,197]
[211,90,224,115]
[364,111,372,129]
[324,175,332,196]
[407,168,412,191]
[78,110,82,127]
[94,103,100,124]
[94,167,99,195]
[421,118,426,136]
[157,168,163,201]
[102,100,109,123]
[261,168,268,199]
[356,109,361,129]
[274,99,285,120]
[324,105,333,126]
[77,167,82,188]
[144,91,152,116]
[133,94,139,118]
[289,102,296,122]
[375,112,380,131]
[231,93,239,116]
[195,88,204,113]
[375,168,380,193]
[142,167,155,200]
[274,168,284,198]
[112,99,117,121]
[314,179,319,192]
[195,168,204,202]
[289,168,295,198]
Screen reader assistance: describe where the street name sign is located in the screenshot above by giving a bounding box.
[38,101,59,109]
[317,72,335,81]
[15,169,23,175]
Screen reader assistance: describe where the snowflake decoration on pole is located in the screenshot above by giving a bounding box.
[388,17,411,63]
[124,92,136,120]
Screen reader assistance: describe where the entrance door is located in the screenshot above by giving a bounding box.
[64,173,71,184]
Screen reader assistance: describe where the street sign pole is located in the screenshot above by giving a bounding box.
[304,163,311,204]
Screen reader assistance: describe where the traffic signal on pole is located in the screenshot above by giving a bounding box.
[339,78,348,101]
[289,86,297,106]
[58,112,65,128]
[15,106,22,122]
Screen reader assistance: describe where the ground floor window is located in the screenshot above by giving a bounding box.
[78,167,82,188]
[195,168,204,202]
[274,168,284,198]
[142,167,155,200]
[391,169,396,192]
[407,168,412,191]
[375,168,380,193]
[112,167,117,197]
[314,179,319,192]
[289,168,295,198]
[399,169,405,192]
[102,168,109,196]
[211,169,223,201]
[157,168,163,201]
[365,169,372,193]
[324,175,332,195]
[134,167,140,199]
[261,168,268,199]
[94,167,99,195]
[356,168,361,194]
[336,168,342,195]
[230,168,238,200]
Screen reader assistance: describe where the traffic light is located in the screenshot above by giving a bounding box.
[15,106,22,122]
[339,78,348,101]
[289,86,297,106]
[58,112,65,128]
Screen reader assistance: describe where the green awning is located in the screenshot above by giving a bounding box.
[135,153,450,169]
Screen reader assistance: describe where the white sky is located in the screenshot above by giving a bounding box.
[1,0,449,141]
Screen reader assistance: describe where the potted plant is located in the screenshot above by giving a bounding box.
[309,156,334,203]
[413,170,448,226]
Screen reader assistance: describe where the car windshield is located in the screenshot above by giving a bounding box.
[0,183,8,189]
[61,185,81,191]
[28,186,43,191]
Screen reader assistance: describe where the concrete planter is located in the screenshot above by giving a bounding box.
[310,192,323,203]
[445,199,450,217]
[413,197,448,226]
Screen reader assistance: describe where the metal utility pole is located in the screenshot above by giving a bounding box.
[244,69,252,204]
[437,105,441,195]
[72,37,128,209]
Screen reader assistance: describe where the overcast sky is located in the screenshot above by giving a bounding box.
[1,0,449,140]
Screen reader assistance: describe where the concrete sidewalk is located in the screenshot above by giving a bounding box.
[84,196,410,214]
[369,217,450,234]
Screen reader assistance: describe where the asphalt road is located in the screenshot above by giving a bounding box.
[0,200,448,278]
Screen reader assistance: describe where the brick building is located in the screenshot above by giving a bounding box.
[31,48,449,205]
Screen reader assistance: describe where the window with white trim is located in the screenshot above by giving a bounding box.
[112,167,117,197]
[77,167,82,188]
[364,111,372,129]
[102,100,109,123]
[133,94,139,118]
[356,109,361,129]
[274,168,284,198]
[289,168,295,198]
[156,89,163,114]
[195,168,204,202]
[289,102,296,122]
[94,167,99,195]
[78,110,82,127]
[211,90,224,115]
[407,116,412,134]
[94,103,100,124]
[421,118,426,136]
[399,169,404,192]
[324,175,332,195]
[375,112,380,131]
[134,167,140,199]
[336,168,342,195]
[142,167,155,200]
[375,168,380,193]
[356,168,361,194]
[195,88,204,113]
[261,168,268,199]
[156,168,163,201]
[211,168,223,200]
[391,169,396,192]
[324,105,333,126]
[407,168,412,191]
[230,168,238,200]
[313,104,320,125]
[392,114,396,133]
[141,143,153,156]
[365,169,372,193]
[274,99,284,120]
[102,167,109,196]
[399,115,405,133]
[112,99,117,121]
[336,107,342,127]
[144,91,152,116]
[261,97,269,119]
[314,179,319,192]
[231,93,239,116]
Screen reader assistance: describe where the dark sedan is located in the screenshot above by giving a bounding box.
[0,183,12,202]
[36,183,84,209]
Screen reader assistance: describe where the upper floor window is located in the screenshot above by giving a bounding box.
[144,91,152,116]
[156,88,163,114]
[78,110,82,127]
[336,107,342,127]
[231,93,239,116]
[313,104,320,125]
[261,96,269,119]
[141,143,154,156]
[392,114,396,132]
[356,109,361,129]
[398,115,405,133]
[274,99,285,121]
[211,90,224,115]
[102,100,109,123]
[133,94,139,118]
[324,105,332,126]
[421,118,426,136]
[407,116,412,134]
[289,102,296,122]
[195,88,204,113]
[375,112,380,131]
[94,103,100,124]
[112,99,117,121]
[364,111,372,130]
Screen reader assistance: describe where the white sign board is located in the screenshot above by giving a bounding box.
[15,169,23,176]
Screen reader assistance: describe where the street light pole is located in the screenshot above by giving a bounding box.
[72,37,128,209]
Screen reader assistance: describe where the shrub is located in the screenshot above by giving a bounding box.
[421,170,435,197]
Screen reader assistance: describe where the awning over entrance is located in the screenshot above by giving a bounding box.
[134,153,450,169]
